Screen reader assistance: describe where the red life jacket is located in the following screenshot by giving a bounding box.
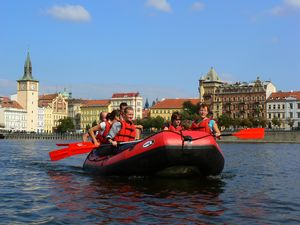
[114,120,136,142]
[96,121,111,144]
[169,124,183,133]
[190,118,212,135]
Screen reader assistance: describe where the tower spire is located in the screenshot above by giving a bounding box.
[20,51,34,80]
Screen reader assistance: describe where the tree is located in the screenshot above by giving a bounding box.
[85,124,91,132]
[217,114,232,128]
[56,117,75,133]
[272,117,281,128]
[287,118,295,129]
[151,100,156,107]
[92,120,97,127]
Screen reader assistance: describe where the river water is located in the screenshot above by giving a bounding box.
[0,140,299,224]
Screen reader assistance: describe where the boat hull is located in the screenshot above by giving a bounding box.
[83,130,224,177]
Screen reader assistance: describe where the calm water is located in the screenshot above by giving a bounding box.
[0,140,299,224]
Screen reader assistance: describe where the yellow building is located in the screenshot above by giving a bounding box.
[38,93,68,133]
[150,98,201,121]
[80,100,111,131]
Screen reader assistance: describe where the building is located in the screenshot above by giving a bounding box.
[68,98,87,132]
[266,91,300,129]
[150,98,201,121]
[215,77,276,119]
[110,92,143,119]
[198,67,223,116]
[38,93,68,133]
[0,97,27,132]
[16,52,39,132]
[80,100,111,131]
[198,67,276,119]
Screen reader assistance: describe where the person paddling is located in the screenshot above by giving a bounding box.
[106,106,137,147]
[190,103,221,138]
[88,110,120,147]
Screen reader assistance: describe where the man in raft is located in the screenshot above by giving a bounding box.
[190,103,221,138]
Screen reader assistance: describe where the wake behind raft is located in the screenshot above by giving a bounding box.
[83,130,225,177]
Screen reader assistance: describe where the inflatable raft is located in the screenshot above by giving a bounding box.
[83,130,224,177]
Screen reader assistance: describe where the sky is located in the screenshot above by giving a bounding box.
[1,0,300,104]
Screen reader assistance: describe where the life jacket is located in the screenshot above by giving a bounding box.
[114,120,136,142]
[96,121,111,144]
[169,124,183,133]
[190,118,212,135]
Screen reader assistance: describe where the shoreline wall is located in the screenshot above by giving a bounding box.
[218,131,300,143]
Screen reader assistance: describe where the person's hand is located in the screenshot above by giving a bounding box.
[215,132,221,139]
[111,140,118,147]
[94,141,100,147]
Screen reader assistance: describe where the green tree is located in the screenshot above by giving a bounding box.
[56,117,75,133]
[92,120,97,127]
[218,114,232,128]
[85,124,91,132]
[272,117,281,128]
[287,118,294,129]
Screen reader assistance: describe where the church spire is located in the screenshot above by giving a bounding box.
[20,51,35,81]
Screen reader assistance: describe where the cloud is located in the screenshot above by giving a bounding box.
[46,4,91,22]
[146,0,172,13]
[270,0,300,16]
[191,2,205,11]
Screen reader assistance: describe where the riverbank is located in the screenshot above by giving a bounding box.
[1,130,299,143]
[219,130,300,143]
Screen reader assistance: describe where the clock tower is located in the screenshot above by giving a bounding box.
[17,52,39,132]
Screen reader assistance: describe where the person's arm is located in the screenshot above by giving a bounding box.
[211,120,221,137]
[88,124,101,147]
[106,121,121,147]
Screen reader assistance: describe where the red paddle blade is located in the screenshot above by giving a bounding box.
[49,142,97,161]
[232,128,265,139]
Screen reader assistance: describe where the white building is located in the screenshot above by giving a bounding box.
[37,107,45,133]
[0,97,27,132]
[110,92,143,119]
[266,91,300,130]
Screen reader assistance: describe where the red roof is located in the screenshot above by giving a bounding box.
[151,98,201,109]
[111,92,140,98]
[81,99,110,107]
[0,99,23,109]
[38,94,59,107]
[267,91,300,102]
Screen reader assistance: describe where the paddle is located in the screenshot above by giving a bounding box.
[221,128,265,139]
[49,140,143,161]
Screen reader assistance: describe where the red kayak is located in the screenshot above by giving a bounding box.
[83,130,224,177]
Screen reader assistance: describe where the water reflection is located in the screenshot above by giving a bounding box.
[47,169,226,224]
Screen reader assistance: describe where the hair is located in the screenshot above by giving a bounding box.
[99,111,107,121]
[124,106,134,114]
[109,109,120,120]
[198,103,210,111]
[171,111,182,122]
[106,113,111,121]
[119,102,128,110]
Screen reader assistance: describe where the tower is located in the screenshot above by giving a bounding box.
[17,52,39,132]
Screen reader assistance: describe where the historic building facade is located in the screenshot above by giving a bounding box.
[198,67,276,119]
[80,100,111,131]
[38,93,68,133]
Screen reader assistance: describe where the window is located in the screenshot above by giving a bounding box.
[278,113,280,118]
[298,112,300,118]
[268,105,271,109]
[273,105,275,109]
[277,104,280,109]
[290,103,293,109]
[268,113,271,119]
[298,103,300,109]
[290,112,293,118]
